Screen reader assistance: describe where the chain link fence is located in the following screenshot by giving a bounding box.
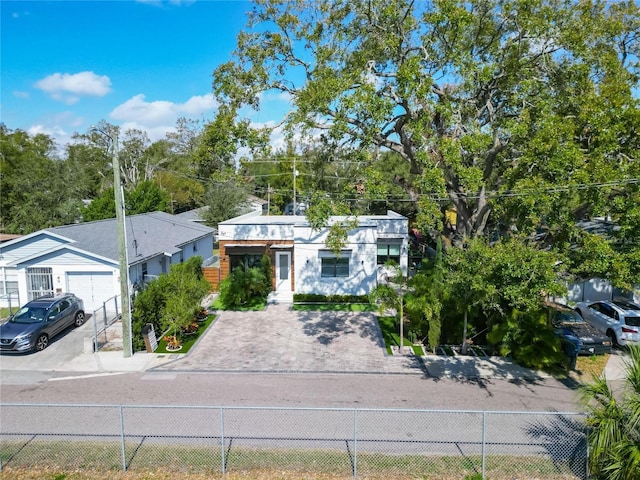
[0,404,588,479]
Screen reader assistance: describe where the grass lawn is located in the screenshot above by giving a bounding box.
[293,303,377,312]
[574,353,611,381]
[377,316,423,355]
[210,296,266,311]
[154,315,216,354]
[0,440,579,480]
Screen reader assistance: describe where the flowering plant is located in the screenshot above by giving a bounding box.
[163,335,182,350]
[181,322,199,335]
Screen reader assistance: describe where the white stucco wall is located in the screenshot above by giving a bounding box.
[219,210,409,296]
[218,222,296,242]
[293,223,380,296]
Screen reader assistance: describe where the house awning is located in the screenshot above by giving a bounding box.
[224,244,267,254]
[269,244,293,249]
[224,244,267,248]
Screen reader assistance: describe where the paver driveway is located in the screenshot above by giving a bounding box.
[156,304,427,374]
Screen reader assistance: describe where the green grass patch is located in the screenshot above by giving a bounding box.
[377,316,417,355]
[412,344,424,355]
[154,314,215,354]
[292,303,377,312]
[0,307,16,320]
[0,439,584,479]
[210,296,266,311]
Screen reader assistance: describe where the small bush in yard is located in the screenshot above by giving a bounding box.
[218,255,272,309]
[132,256,209,351]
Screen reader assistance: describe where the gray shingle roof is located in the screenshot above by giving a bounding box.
[48,212,214,265]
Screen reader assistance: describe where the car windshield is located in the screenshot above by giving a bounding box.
[11,306,47,324]
[555,311,584,324]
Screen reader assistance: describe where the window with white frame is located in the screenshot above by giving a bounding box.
[321,256,350,278]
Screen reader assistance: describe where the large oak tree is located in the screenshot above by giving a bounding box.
[212,0,639,248]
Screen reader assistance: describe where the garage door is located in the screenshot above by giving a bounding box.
[66,272,115,311]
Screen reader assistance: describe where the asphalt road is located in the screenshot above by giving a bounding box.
[0,369,582,412]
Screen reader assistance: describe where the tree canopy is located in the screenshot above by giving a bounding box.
[212,0,639,251]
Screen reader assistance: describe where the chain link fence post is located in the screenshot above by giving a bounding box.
[482,410,486,479]
[353,408,358,479]
[220,406,226,475]
[119,405,127,472]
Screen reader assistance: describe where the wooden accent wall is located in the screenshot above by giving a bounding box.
[218,240,294,291]
[202,266,221,292]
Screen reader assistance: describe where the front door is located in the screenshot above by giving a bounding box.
[275,251,291,292]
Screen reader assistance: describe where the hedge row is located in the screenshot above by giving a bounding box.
[293,293,371,304]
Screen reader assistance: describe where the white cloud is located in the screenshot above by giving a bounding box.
[13,91,29,99]
[261,91,293,103]
[27,124,66,137]
[111,93,217,126]
[34,71,112,103]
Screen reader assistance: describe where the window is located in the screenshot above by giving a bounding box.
[27,267,53,300]
[230,254,264,271]
[50,299,70,317]
[321,257,350,278]
[193,243,198,252]
[377,241,401,265]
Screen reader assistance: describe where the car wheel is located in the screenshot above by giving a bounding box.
[607,330,618,348]
[74,311,86,327]
[35,334,49,352]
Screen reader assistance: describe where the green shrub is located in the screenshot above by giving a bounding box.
[161,258,211,342]
[293,293,370,304]
[218,255,273,309]
[131,256,209,351]
[488,308,565,371]
[132,274,171,351]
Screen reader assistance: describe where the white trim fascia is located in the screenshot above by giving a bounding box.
[9,244,119,267]
[0,229,74,250]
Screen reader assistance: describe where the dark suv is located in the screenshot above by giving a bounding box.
[548,303,612,355]
[0,294,85,353]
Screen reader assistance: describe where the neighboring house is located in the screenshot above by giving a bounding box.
[217,210,409,297]
[0,212,215,311]
[563,219,639,305]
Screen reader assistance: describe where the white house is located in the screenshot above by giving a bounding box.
[0,212,215,311]
[217,210,409,298]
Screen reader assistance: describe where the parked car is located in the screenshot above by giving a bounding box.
[548,303,612,355]
[575,299,640,347]
[0,294,85,353]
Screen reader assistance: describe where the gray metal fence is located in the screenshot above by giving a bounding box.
[0,404,588,479]
[91,295,121,352]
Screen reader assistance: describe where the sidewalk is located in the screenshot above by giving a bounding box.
[603,349,628,381]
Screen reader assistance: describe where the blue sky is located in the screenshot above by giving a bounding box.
[1,0,287,150]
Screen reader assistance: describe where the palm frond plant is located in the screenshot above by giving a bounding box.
[581,345,640,479]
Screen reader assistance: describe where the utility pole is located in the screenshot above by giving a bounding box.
[93,127,132,358]
[112,132,133,358]
[292,156,297,215]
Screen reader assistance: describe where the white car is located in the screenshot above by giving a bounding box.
[575,299,640,347]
